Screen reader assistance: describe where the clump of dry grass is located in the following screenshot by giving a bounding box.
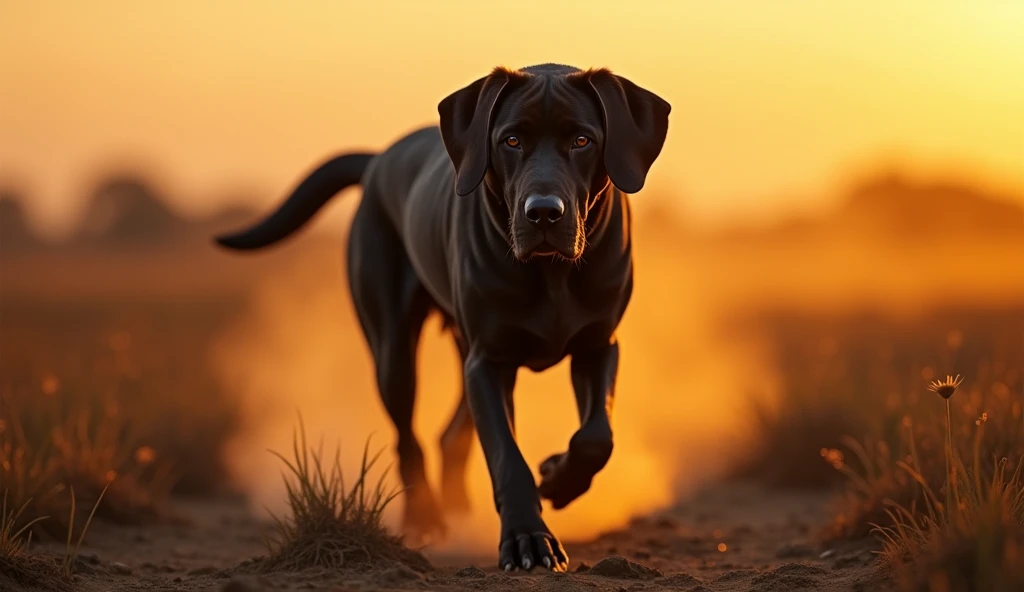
[0,484,112,592]
[60,484,109,578]
[867,375,1024,591]
[732,306,1024,591]
[256,419,430,574]
[0,384,173,539]
[732,308,1022,509]
[826,367,1022,541]
[0,298,244,497]
[0,491,69,592]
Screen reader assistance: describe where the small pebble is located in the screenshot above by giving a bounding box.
[589,556,662,580]
[109,562,132,575]
[454,565,487,578]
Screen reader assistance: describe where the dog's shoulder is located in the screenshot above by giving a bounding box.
[364,126,446,191]
[379,126,443,161]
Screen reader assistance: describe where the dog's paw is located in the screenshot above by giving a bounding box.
[402,487,448,544]
[538,434,612,509]
[538,453,592,509]
[498,512,568,572]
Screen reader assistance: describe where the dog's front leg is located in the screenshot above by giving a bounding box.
[538,339,617,509]
[464,356,569,572]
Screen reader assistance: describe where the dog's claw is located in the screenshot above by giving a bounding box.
[498,518,568,574]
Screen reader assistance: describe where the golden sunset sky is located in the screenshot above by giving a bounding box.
[2,0,1023,237]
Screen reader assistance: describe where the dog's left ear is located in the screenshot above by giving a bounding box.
[438,69,511,196]
[587,70,671,194]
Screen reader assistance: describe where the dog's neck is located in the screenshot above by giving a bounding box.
[581,186,621,250]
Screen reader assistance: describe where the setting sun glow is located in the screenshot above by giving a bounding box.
[2,1,1022,237]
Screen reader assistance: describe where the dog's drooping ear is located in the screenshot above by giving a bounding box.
[587,70,671,194]
[438,70,510,197]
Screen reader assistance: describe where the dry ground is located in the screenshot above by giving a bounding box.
[22,482,882,592]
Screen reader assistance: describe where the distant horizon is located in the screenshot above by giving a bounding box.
[4,155,1023,240]
[3,163,1021,248]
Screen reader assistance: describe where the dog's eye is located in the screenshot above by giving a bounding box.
[573,136,591,148]
[504,136,521,148]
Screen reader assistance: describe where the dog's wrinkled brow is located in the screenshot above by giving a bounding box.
[494,77,602,140]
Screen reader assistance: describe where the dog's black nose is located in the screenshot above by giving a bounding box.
[524,195,565,228]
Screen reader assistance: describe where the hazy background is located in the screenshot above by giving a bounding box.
[4,0,1024,237]
[2,0,1022,554]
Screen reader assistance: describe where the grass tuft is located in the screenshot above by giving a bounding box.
[256,417,431,574]
[870,387,1024,591]
[0,491,70,592]
[733,309,1023,588]
[1,387,173,540]
[827,367,1022,542]
[1,483,114,591]
[62,483,109,578]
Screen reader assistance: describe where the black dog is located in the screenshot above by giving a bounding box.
[215,63,670,572]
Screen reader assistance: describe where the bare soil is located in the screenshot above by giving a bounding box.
[22,481,886,592]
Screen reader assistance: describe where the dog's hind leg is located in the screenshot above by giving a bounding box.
[347,197,445,541]
[439,333,474,514]
[538,339,618,510]
[439,392,474,514]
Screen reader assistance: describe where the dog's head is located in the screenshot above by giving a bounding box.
[438,64,670,262]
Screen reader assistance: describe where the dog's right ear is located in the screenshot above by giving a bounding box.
[438,69,510,197]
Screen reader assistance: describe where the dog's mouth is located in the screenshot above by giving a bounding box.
[532,244,559,256]
[514,236,582,262]
[531,242,566,258]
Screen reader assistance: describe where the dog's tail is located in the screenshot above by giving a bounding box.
[214,152,376,250]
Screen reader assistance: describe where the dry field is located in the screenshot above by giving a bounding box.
[2,175,1022,591]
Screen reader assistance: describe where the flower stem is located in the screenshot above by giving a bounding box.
[944,398,960,516]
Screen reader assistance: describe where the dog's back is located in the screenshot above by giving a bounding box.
[359,126,461,313]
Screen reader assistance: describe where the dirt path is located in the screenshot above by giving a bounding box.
[30,482,886,592]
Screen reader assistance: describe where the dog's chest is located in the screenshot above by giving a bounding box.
[490,270,628,371]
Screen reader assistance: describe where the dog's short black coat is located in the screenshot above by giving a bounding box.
[216,63,670,572]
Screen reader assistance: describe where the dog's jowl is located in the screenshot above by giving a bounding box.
[216,63,670,572]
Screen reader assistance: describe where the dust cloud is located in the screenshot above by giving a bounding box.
[210,220,775,554]
[210,177,1024,554]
